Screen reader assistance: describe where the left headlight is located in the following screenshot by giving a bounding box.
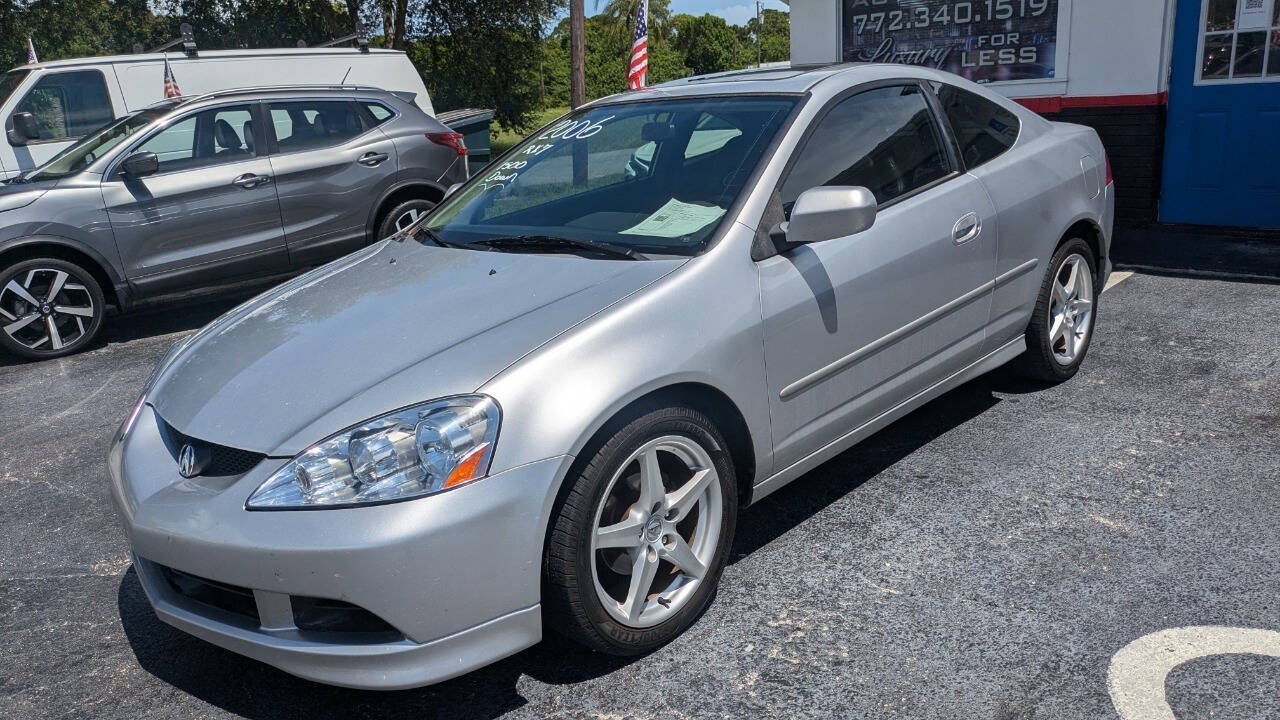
[246,395,500,510]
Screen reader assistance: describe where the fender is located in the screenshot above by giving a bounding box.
[0,234,131,306]
[362,174,449,238]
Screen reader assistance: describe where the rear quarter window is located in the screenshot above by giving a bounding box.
[933,83,1020,170]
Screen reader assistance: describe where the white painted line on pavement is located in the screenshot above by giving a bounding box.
[1104,271,1133,293]
[1108,625,1280,720]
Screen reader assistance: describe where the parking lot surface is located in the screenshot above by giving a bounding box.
[1,271,1277,719]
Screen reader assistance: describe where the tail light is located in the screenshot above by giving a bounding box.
[426,131,467,156]
[1104,151,1113,186]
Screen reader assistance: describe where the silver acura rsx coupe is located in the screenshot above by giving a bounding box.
[108,63,1112,689]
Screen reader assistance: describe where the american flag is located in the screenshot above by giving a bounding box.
[627,0,648,90]
[163,57,182,99]
[26,37,38,65]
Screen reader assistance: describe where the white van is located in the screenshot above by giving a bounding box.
[0,48,433,180]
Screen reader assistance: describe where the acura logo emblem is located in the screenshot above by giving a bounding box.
[178,444,202,478]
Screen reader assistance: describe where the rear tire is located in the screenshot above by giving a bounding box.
[1015,238,1098,383]
[543,404,738,656]
[0,258,105,360]
[376,198,436,240]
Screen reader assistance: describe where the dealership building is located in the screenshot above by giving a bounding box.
[786,0,1280,229]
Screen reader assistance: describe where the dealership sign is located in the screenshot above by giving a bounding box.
[841,0,1060,83]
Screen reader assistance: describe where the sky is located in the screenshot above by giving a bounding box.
[601,0,789,27]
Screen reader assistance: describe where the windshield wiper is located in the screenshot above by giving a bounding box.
[411,224,470,249]
[473,235,646,260]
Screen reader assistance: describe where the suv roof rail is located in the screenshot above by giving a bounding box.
[174,84,386,106]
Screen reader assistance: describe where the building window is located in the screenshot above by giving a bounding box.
[1199,0,1280,81]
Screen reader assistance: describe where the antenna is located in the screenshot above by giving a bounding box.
[340,66,352,84]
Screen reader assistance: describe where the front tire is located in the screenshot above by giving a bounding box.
[376,198,436,240]
[1016,238,1098,383]
[0,258,105,360]
[543,404,738,655]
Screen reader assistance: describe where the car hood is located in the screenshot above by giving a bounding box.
[149,239,683,455]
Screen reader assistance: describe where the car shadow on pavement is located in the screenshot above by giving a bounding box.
[116,369,1024,716]
[729,373,1009,563]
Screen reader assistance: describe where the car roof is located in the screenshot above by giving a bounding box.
[164,84,397,107]
[7,47,408,73]
[589,61,1048,129]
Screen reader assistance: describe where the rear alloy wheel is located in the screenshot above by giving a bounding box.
[0,258,105,360]
[544,405,737,655]
[377,199,437,240]
[1016,238,1098,383]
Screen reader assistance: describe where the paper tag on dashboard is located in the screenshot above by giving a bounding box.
[619,199,726,238]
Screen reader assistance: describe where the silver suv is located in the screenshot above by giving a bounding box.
[0,85,469,358]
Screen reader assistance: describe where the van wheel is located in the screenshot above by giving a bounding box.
[377,199,436,240]
[543,405,737,655]
[0,258,105,360]
[1016,238,1098,383]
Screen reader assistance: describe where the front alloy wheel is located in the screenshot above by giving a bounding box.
[544,404,737,655]
[0,259,105,360]
[590,436,723,628]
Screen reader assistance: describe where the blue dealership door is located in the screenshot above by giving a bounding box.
[1162,0,1280,228]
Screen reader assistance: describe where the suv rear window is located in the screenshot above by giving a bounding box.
[933,83,1020,170]
[269,100,366,152]
[362,102,394,126]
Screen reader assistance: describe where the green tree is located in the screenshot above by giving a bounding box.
[746,8,789,64]
[4,0,169,64]
[670,13,741,76]
[407,0,561,130]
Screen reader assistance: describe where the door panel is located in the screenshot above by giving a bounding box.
[759,83,997,470]
[102,103,287,295]
[760,177,996,469]
[1161,0,1280,226]
[265,100,399,266]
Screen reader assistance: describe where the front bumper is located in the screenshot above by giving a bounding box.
[108,403,570,689]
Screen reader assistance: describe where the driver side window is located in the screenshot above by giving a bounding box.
[780,84,952,211]
[134,105,256,174]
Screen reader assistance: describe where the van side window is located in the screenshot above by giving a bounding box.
[134,105,256,174]
[932,83,1020,169]
[362,102,394,127]
[14,70,113,143]
[269,101,365,152]
[780,84,952,209]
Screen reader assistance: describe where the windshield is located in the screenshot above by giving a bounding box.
[425,96,799,257]
[24,109,165,181]
[0,70,29,108]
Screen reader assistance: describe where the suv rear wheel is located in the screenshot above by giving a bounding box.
[377,198,437,240]
[0,258,105,360]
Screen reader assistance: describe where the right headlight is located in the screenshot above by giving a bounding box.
[246,395,500,510]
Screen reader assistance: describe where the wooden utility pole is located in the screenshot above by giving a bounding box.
[570,0,586,109]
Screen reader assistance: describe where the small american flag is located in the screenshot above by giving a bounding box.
[26,37,38,65]
[163,57,182,99]
[627,0,648,90]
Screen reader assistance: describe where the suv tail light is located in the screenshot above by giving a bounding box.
[1104,151,1113,186]
[427,131,467,156]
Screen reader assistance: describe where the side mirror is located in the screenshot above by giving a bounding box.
[120,152,160,179]
[444,182,463,198]
[780,186,877,245]
[8,112,39,145]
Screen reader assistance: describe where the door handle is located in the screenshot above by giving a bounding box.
[952,212,981,244]
[233,173,272,189]
[358,152,389,167]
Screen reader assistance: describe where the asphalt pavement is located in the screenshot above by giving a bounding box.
[1,270,1277,719]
